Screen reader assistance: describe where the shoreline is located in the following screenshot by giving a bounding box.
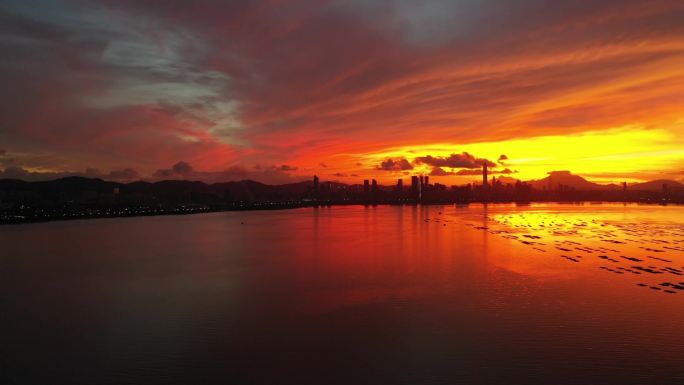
[2,200,682,225]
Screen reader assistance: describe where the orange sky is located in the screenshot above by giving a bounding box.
[1,0,683,184]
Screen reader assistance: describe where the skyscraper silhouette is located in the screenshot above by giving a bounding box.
[482,161,488,187]
[411,176,419,194]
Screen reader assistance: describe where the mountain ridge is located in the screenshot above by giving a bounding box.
[1,171,683,193]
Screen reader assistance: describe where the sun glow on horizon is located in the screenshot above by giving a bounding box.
[301,125,684,185]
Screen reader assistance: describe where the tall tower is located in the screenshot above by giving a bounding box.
[363,179,370,193]
[371,179,378,193]
[313,175,319,193]
[482,161,488,187]
[411,176,419,193]
[397,178,403,192]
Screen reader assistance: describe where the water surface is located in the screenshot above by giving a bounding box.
[2,204,684,384]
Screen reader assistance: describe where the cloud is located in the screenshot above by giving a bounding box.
[210,165,305,185]
[497,154,508,165]
[154,161,196,179]
[415,152,495,169]
[154,161,195,178]
[172,161,193,175]
[432,165,516,176]
[153,169,174,178]
[0,167,49,180]
[1,0,683,181]
[107,168,140,181]
[454,169,483,176]
[430,167,453,176]
[0,166,140,182]
[319,162,328,168]
[378,158,414,171]
[151,161,303,184]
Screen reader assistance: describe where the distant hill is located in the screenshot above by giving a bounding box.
[528,171,615,191]
[2,173,683,198]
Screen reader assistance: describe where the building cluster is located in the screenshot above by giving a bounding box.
[307,160,681,206]
[308,162,529,204]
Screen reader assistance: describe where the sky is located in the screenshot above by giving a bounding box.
[1,0,684,185]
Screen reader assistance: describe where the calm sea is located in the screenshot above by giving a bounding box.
[2,204,684,384]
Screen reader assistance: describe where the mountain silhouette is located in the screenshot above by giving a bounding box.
[528,171,616,191]
[1,173,683,198]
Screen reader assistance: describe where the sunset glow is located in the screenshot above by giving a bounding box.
[5,2,684,383]
[1,1,684,185]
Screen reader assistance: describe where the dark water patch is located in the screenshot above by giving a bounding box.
[648,256,673,263]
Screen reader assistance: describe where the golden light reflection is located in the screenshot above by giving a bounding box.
[472,204,684,295]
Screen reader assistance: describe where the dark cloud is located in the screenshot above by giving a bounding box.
[155,163,188,178]
[108,168,140,181]
[497,154,508,165]
[153,169,175,178]
[455,169,483,176]
[152,161,304,184]
[415,153,495,169]
[0,166,140,182]
[378,158,413,171]
[208,166,305,185]
[319,162,328,168]
[0,166,52,180]
[154,161,194,179]
[172,161,193,175]
[430,167,453,176]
